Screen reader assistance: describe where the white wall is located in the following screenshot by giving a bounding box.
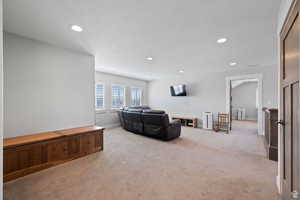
[277,0,294,33]
[0,0,3,198]
[232,82,258,120]
[3,33,95,138]
[148,66,277,127]
[95,71,148,128]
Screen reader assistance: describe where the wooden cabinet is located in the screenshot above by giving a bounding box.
[80,133,103,155]
[262,108,278,161]
[171,116,197,128]
[4,143,45,174]
[46,138,68,162]
[4,126,104,182]
[67,136,81,157]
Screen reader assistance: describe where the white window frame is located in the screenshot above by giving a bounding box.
[130,87,143,106]
[95,82,105,110]
[111,84,126,109]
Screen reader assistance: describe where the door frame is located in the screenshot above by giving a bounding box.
[279,0,300,197]
[225,73,263,134]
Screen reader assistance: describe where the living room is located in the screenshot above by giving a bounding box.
[0,0,299,200]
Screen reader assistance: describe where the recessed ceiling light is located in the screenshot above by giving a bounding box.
[71,25,83,32]
[229,62,237,66]
[146,57,153,61]
[217,38,227,44]
[179,70,184,73]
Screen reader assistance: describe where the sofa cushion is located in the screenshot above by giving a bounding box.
[123,111,143,133]
[141,113,169,127]
[117,107,180,141]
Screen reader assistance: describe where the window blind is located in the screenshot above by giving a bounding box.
[112,85,125,108]
[131,88,142,106]
[95,83,104,109]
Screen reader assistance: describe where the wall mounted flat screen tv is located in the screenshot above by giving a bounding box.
[170,84,187,96]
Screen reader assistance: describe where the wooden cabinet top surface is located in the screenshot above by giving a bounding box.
[57,126,104,136]
[4,126,104,149]
[4,132,61,149]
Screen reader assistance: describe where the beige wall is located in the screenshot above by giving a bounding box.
[4,33,95,138]
[148,66,277,128]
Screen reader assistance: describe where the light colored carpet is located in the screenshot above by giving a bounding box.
[4,121,279,200]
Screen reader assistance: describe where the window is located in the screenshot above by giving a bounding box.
[112,85,125,108]
[95,83,104,110]
[131,87,142,106]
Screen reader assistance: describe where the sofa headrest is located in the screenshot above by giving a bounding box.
[122,106,129,111]
[129,106,141,109]
[142,110,165,114]
[127,108,143,112]
[129,106,151,110]
[142,112,169,127]
[141,106,151,110]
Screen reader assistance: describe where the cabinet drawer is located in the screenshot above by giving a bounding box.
[46,139,68,162]
[80,132,103,154]
[67,136,81,157]
[4,143,44,174]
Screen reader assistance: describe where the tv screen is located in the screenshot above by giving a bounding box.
[170,84,187,96]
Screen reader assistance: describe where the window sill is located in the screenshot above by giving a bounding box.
[95,109,106,114]
[95,109,120,114]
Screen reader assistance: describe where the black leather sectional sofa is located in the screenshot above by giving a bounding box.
[117,106,181,141]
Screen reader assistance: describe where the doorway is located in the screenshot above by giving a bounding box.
[280,0,300,199]
[231,79,259,133]
[226,74,263,135]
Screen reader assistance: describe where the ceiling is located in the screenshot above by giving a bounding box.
[4,0,281,80]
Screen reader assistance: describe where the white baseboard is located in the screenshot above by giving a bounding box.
[102,123,120,129]
[233,118,257,121]
[276,175,281,194]
[247,119,258,121]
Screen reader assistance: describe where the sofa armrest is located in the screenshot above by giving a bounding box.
[170,120,181,126]
[166,120,181,141]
